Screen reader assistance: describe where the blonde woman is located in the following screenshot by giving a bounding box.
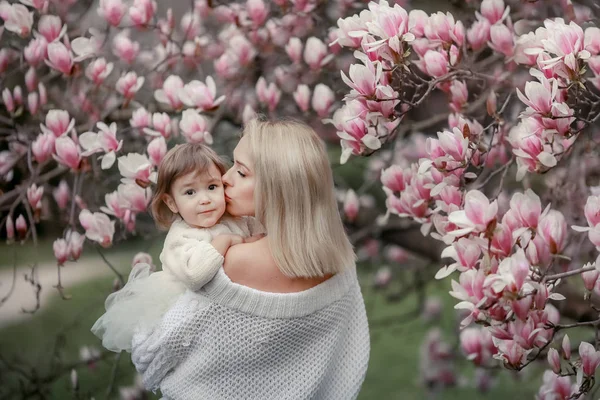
[131,118,370,400]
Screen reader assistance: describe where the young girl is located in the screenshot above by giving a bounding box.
[92,143,263,353]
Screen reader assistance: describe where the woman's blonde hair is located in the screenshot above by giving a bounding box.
[150,143,227,230]
[243,118,356,278]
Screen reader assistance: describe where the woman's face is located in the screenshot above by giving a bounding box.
[222,135,256,217]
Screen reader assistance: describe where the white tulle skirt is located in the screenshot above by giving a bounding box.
[91,263,186,353]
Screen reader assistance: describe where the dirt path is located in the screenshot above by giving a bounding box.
[0,258,126,328]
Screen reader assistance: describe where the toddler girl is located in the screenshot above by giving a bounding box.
[92,143,262,352]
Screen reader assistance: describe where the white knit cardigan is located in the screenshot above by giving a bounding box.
[131,265,371,400]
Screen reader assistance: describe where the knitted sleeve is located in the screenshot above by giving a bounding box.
[160,220,224,291]
[130,291,212,391]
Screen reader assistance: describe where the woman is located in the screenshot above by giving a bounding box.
[131,118,370,400]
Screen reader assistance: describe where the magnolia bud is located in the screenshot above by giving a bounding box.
[15,214,27,240]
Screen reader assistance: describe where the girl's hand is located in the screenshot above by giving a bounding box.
[211,234,244,256]
[243,234,266,243]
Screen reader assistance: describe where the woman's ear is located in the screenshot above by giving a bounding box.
[163,194,178,214]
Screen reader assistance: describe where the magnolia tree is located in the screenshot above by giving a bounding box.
[2,0,600,397]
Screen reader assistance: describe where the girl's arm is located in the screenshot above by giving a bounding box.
[161,221,240,291]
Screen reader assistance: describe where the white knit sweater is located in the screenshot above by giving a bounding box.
[131,265,370,400]
[161,216,262,291]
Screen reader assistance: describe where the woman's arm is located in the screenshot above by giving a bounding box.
[131,291,210,390]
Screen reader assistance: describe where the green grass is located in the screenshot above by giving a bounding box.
[0,261,555,400]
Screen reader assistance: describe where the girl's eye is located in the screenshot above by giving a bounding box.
[185,189,195,196]
[208,184,218,190]
[237,171,246,178]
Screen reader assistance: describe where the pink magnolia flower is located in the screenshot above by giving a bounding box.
[144,112,172,139]
[422,50,448,77]
[448,190,498,236]
[343,189,359,222]
[53,180,70,209]
[435,127,470,162]
[37,15,66,43]
[341,53,381,98]
[66,230,85,260]
[509,189,542,228]
[71,29,105,62]
[79,122,123,169]
[436,238,481,279]
[408,9,428,37]
[424,12,460,45]
[130,107,152,130]
[23,36,48,67]
[479,0,509,25]
[537,18,590,73]
[79,210,115,248]
[538,210,567,254]
[489,24,514,57]
[41,109,75,137]
[285,37,303,63]
[179,109,211,144]
[118,182,151,213]
[293,84,311,112]
[449,80,468,112]
[584,195,600,227]
[15,214,27,240]
[116,72,144,99]
[21,0,49,10]
[303,37,330,70]
[381,165,407,193]
[53,136,82,170]
[146,136,167,166]
[32,132,55,163]
[585,27,600,55]
[581,266,599,291]
[180,11,202,40]
[312,84,335,118]
[2,88,14,113]
[493,339,530,368]
[154,75,184,109]
[112,31,139,64]
[255,77,281,112]
[98,0,126,27]
[100,190,128,219]
[25,67,37,92]
[579,342,600,377]
[3,3,34,37]
[562,335,571,360]
[460,327,493,365]
[516,73,556,115]
[117,153,154,184]
[128,0,156,28]
[247,0,268,27]
[53,238,69,266]
[45,42,74,75]
[179,76,225,111]
[27,183,43,211]
[85,58,113,85]
[361,1,415,52]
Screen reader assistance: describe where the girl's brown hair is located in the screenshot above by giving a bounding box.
[150,143,227,230]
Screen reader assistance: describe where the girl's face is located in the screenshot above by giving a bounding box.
[222,135,255,217]
[163,162,226,228]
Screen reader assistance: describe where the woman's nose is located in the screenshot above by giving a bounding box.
[222,168,232,187]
